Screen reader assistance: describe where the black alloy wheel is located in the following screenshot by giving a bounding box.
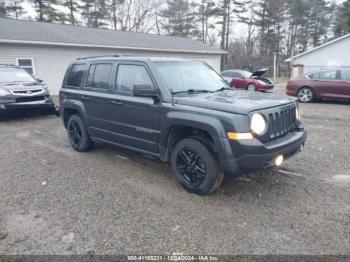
[68,119,83,148]
[176,148,207,187]
[67,114,93,152]
[170,138,224,195]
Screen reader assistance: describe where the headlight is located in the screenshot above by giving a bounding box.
[0,88,10,96]
[250,113,267,135]
[296,105,301,120]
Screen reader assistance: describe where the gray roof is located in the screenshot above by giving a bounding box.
[0,18,226,55]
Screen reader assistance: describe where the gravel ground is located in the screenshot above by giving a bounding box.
[0,86,349,255]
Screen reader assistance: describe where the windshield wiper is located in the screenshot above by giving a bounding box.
[214,87,233,92]
[172,89,214,95]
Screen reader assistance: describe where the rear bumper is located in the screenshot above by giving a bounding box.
[218,128,307,176]
[286,84,298,96]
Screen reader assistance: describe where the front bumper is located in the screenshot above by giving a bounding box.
[258,84,274,91]
[218,129,307,176]
[0,95,56,112]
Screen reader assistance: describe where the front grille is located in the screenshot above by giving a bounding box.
[16,96,46,103]
[267,106,296,139]
[11,89,43,96]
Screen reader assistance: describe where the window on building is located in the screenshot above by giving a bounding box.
[17,58,34,74]
[66,64,86,88]
[115,65,153,93]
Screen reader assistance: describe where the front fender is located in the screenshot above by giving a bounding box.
[160,111,236,170]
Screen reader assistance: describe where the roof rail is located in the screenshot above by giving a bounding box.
[0,64,18,67]
[76,55,122,60]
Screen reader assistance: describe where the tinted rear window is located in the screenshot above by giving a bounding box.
[91,63,112,89]
[66,64,86,87]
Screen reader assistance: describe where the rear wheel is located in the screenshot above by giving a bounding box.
[67,114,93,152]
[170,138,223,195]
[247,83,256,91]
[297,87,314,103]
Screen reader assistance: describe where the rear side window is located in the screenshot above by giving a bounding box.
[319,71,337,80]
[115,64,153,93]
[85,63,112,89]
[66,64,86,87]
[341,71,350,80]
[92,64,112,89]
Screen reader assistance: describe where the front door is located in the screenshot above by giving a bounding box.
[107,63,161,154]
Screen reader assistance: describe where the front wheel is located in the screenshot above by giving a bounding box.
[297,87,314,103]
[247,83,257,91]
[67,114,93,152]
[170,138,224,195]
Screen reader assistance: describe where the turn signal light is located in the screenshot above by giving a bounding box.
[227,132,254,140]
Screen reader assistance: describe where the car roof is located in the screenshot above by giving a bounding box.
[74,55,192,63]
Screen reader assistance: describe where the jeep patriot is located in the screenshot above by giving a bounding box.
[59,56,307,195]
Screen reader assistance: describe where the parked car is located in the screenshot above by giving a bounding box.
[60,56,306,195]
[221,68,274,91]
[0,64,56,114]
[286,70,350,103]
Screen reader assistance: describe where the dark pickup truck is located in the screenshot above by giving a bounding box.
[59,56,307,195]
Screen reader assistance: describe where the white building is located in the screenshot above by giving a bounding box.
[286,34,350,77]
[0,18,226,94]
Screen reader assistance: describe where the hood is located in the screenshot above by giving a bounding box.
[0,81,43,91]
[251,68,269,78]
[174,90,295,115]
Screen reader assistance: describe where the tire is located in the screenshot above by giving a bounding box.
[67,114,93,152]
[297,87,314,103]
[247,83,257,91]
[170,138,224,195]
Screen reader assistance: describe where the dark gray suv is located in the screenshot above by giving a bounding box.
[60,56,307,195]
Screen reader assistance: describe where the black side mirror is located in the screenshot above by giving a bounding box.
[133,83,158,98]
[37,78,43,83]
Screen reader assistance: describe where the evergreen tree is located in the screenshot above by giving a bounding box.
[160,0,196,37]
[63,0,77,25]
[32,0,67,22]
[334,0,350,36]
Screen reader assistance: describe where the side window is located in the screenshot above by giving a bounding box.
[85,64,96,88]
[341,71,350,80]
[90,63,113,89]
[17,58,34,74]
[222,71,232,77]
[66,64,86,88]
[232,72,241,77]
[319,71,337,80]
[115,64,153,93]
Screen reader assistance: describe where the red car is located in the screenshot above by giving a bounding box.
[286,70,350,103]
[221,68,274,91]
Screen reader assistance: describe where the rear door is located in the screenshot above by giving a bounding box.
[81,62,114,139]
[312,70,343,98]
[106,62,161,154]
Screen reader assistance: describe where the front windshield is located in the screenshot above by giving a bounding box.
[241,71,253,78]
[155,61,230,94]
[0,68,36,83]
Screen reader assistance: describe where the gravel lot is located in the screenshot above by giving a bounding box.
[0,86,349,255]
